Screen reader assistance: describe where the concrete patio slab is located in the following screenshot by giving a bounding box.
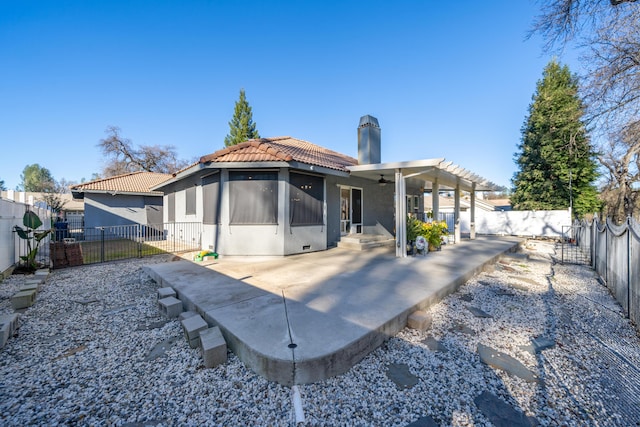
[143,236,522,385]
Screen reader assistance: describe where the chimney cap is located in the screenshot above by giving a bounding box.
[359,115,379,128]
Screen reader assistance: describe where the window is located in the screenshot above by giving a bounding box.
[167,193,175,222]
[229,171,278,224]
[290,172,324,226]
[185,186,196,215]
[202,173,220,225]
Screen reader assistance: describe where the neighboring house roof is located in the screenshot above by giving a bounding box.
[70,171,172,196]
[199,137,359,172]
[485,198,512,211]
[424,195,497,212]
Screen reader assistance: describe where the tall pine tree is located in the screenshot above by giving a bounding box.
[511,60,600,218]
[224,89,260,147]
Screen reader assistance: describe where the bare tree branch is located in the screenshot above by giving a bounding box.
[97,126,190,177]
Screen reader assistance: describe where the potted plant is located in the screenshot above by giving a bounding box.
[406,215,422,255]
[14,210,52,272]
[423,220,448,251]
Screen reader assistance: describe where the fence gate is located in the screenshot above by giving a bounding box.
[561,224,591,265]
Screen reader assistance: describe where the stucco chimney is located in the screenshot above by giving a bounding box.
[357,115,381,165]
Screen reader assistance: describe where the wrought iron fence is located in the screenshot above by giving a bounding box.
[47,222,202,268]
[560,225,591,265]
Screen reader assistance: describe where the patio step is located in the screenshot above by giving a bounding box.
[337,234,395,251]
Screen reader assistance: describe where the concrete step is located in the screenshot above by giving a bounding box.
[337,234,395,251]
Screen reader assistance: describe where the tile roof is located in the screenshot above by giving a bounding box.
[69,171,172,195]
[199,137,358,172]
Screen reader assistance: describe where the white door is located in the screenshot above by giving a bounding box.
[340,187,363,235]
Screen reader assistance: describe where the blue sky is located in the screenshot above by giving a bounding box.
[0,1,578,191]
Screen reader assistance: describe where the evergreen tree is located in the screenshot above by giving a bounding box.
[511,60,600,218]
[19,164,56,192]
[224,89,260,147]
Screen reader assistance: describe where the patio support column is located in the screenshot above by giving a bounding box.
[470,182,476,239]
[432,179,439,221]
[395,168,406,258]
[454,180,461,244]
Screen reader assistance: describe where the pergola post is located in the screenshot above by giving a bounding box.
[432,179,439,221]
[395,169,406,258]
[470,182,476,239]
[454,181,461,244]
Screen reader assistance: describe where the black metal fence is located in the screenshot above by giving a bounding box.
[412,212,456,242]
[46,222,202,268]
[560,225,592,265]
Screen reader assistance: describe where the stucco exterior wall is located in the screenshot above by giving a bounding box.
[160,167,408,256]
[163,168,330,256]
[325,175,403,246]
[202,224,220,253]
[165,174,202,224]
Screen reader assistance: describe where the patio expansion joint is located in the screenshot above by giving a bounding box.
[281,290,298,384]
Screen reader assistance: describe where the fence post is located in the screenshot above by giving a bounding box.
[138,224,143,258]
[628,216,631,319]
[605,221,609,285]
[100,227,105,263]
[592,218,596,270]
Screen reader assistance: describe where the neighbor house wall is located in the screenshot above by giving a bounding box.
[84,194,151,228]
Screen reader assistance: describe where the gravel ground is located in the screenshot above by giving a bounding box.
[1,240,639,426]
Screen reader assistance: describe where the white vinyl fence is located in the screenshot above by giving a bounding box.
[0,197,52,275]
[460,209,571,238]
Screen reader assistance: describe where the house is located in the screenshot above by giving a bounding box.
[70,171,172,229]
[485,198,512,211]
[424,194,499,214]
[154,116,501,257]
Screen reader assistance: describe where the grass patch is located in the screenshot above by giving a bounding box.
[78,239,168,264]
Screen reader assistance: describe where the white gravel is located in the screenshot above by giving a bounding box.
[1,240,639,426]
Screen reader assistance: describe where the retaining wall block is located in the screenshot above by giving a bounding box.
[157,287,176,300]
[200,326,227,368]
[181,315,208,349]
[0,313,19,348]
[158,296,183,318]
[407,310,433,331]
[11,290,36,310]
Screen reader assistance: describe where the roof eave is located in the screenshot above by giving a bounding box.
[288,161,351,177]
[71,189,163,197]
